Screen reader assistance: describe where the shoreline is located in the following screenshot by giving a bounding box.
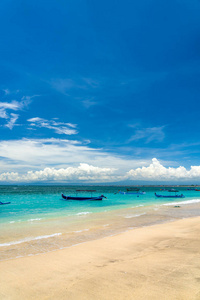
[2,199,200,262]
[1,216,200,299]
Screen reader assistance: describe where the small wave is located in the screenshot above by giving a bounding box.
[28,218,42,222]
[162,199,200,206]
[131,205,144,208]
[125,213,146,219]
[9,220,22,223]
[76,212,91,216]
[0,233,62,247]
[73,229,89,233]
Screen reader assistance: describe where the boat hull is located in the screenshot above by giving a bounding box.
[61,194,103,201]
[155,193,184,198]
[0,202,11,205]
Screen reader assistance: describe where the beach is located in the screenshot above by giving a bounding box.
[1,216,200,300]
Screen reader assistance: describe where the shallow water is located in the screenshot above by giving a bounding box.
[1,185,200,261]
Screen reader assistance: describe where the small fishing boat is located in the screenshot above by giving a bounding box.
[76,190,96,192]
[155,193,184,198]
[0,201,11,205]
[126,187,140,192]
[195,189,200,191]
[61,194,106,201]
[187,188,196,190]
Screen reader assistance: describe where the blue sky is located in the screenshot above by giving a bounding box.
[0,0,200,183]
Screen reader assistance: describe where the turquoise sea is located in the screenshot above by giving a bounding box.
[1,185,200,261]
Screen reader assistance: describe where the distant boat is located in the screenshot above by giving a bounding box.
[155,193,184,198]
[0,201,11,205]
[126,187,140,192]
[76,190,96,192]
[168,189,179,192]
[61,194,106,201]
[187,188,196,190]
[119,191,146,195]
[195,189,200,191]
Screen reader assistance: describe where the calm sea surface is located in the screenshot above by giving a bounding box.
[1,185,200,261]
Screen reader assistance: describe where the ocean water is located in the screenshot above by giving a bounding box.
[1,185,200,261]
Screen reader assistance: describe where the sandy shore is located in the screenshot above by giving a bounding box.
[1,217,200,300]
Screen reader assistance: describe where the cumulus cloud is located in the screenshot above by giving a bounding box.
[2,157,200,183]
[27,117,77,135]
[127,158,200,181]
[1,147,200,182]
[0,138,148,177]
[0,164,116,182]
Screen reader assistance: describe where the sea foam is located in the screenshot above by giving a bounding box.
[162,199,200,206]
[125,212,146,219]
[0,233,62,247]
[76,212,91,216]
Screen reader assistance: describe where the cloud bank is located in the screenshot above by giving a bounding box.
[0,143,200,183]
[0,164,116,182]
[0,138,147,175]
[127,158,200,181]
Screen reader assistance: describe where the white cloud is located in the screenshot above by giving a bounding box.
[129,126,165,143]
[0,164,116,182]
[1,142,200,182]
[0,100,22,113]
[0,108,8,119]
[0,96,33,129]
[28,117,44,123]
[127,158,200,181]
[0,138,148,177]
[4,113,19,129]
[27,117,78,135]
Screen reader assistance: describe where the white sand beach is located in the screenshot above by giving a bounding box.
[1,217,200,299]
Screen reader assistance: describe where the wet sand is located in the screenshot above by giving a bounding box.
[1,216,200,300]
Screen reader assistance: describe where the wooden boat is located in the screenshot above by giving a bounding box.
[155,193,184,198]
[61,194,105,201]
[126,187,140,192]
[0,201,11,205]
[195,189,200,191]
[76,190,96,192]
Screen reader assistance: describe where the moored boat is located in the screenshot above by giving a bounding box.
[126,187,140,192]
[0,201,11,205]
[61,194,106,201]
[155,193,184,198]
